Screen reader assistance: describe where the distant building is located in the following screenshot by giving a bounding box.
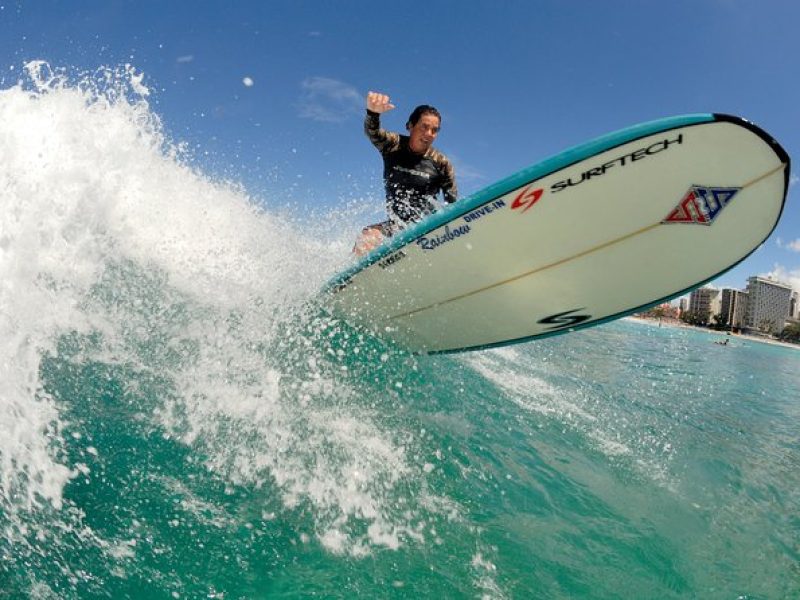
[655,302,680,319]
[689,287,720,323]
[678,298,688,315]
[720,288,748,329]
[791,291,799,319]
[742,276,793,334]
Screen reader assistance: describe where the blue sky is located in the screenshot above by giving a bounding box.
[2,0,798,291]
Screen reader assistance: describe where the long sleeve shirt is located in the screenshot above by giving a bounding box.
[364,110,458,225]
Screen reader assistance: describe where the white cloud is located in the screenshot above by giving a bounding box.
[761,264,800,292]
[297,77,361,123]
[790,173,798,186]
[777,238,800,253]
[176,55,194,64]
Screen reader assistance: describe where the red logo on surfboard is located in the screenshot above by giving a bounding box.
[662,185,740,225]
[510,186,544,213]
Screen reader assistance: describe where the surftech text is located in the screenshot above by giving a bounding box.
[551,133,684,193]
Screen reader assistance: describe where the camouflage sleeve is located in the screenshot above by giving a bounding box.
[440,157,458,204]
[428,149,458,204]
[364,110,400,154]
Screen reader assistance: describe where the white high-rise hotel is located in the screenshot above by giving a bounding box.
[688,277,794,334]
[688,287,720,323]
[720,288,748,329]
[742,276,793,334]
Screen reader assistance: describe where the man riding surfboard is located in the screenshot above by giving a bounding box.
[354,91,458,255]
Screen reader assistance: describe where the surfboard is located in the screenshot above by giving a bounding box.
[323,114,790,354]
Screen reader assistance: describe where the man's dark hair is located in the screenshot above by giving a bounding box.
[406,104,441,129]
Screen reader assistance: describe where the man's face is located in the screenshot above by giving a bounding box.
[408,113,440,153]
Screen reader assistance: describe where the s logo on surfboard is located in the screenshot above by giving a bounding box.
[538,308,592,330]
[510,185,544,213]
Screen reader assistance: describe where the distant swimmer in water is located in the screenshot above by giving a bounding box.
[353,91,458,256]
[714,338,729,346]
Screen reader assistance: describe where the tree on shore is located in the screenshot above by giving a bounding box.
[681,310,706,327]
[779,322,800,344]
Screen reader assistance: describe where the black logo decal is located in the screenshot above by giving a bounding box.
[538,308,591,330]
[550,133,683,193]
[378,250,407,269]
[330,276,353,294]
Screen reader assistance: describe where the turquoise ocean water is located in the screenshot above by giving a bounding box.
[2,65,799,599]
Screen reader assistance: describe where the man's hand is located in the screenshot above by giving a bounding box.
[366,91,396,114]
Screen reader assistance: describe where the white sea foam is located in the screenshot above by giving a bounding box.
[466,346,680,489]
[466,350,596,422]
[0,61,439,556]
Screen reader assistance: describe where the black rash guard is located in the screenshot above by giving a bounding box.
[364,110,458,227]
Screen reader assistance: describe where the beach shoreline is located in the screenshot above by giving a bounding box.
[623,315,800,351]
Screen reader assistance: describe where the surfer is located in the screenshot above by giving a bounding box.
[353,91,458,255]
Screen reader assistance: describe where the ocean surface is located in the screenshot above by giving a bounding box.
[2,64,799,599]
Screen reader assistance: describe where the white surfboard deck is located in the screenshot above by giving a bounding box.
[324,114,790,354]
